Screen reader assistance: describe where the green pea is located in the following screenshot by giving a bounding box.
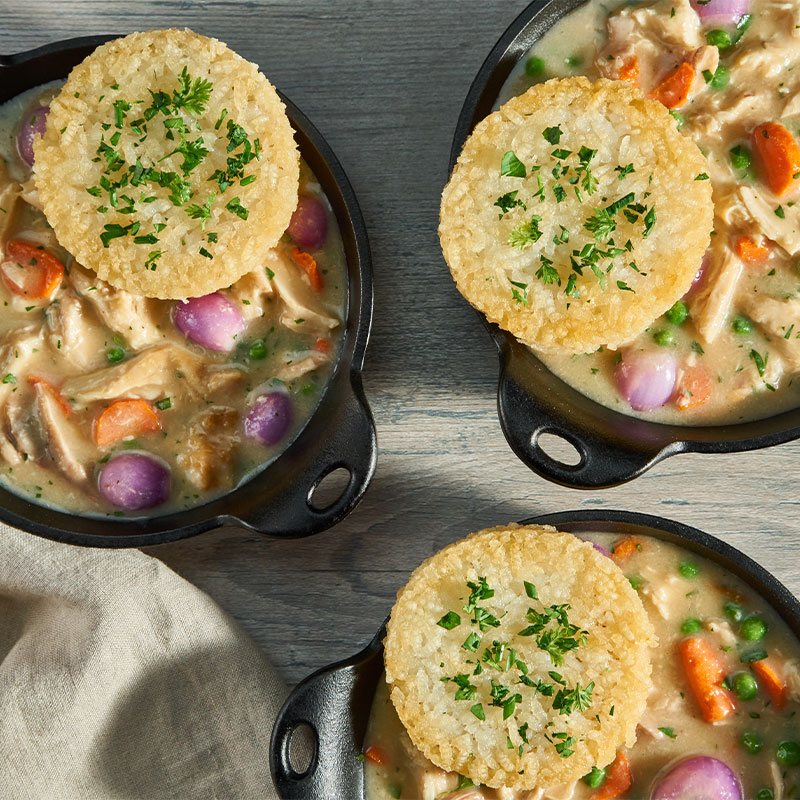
[732,315,752,335]
[679,561,698,579]
[706,29,732,48]
[653,329,674,346]
[665,300,688,326]
[681,618,703,635]
[248,339,267,360]
[710,66,730,89]
[756,790,774,800]
[742,731,763,754]
[106,346,125,364]
[565,54,582,68]
[724,601,744,622]
[740,617,767,641]
[730,144,752,171]
[525,56,545,77]
[777,740,800,766]
[732,672,758,701]
[583,767,606,788]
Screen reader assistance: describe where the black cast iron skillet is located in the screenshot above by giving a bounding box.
[0,36,376,547]
[449,0,800,490]
[270,509,800,799]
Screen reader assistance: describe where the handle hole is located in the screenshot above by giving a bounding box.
[533,431,582,467]
[309,467,352,511]
[286,721,317,778]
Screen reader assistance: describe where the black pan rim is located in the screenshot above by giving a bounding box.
[270,508,800,799]
[0,35,376,546]
[448,0,800,489]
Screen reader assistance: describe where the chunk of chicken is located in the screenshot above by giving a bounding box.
[0,325,44,464]
[61,343,244,406]
[45,288,107,370]
[771,759,785,800]
[69,263,165,351]
[0,160,20,249]
[705,618,737,648]
[417,766,459,800]
[737,294,800,369]
[17,177,42,212]
[440,790,484,800]
[267,249,340,333]
[229,265,276,320]
[276,351,329,383]
[784,659,800,703]
[693,249,743,345]
[33,381,93,485]
[1,391,42,464]
[177,406,239,491]
[738,187,800,255]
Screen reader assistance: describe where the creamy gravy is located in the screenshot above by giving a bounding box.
[499,0,800,425]
[364,533,800,800]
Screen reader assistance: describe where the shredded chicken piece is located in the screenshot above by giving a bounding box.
[783,659,800,702]
[267,249,340,333]
[0,160,20,249]
[693,249,742,344]
[781,91,800,119]
[61,343,244,406]
[771,760,785,800]
[705,618,738,648]
[45,288,106,370]
[17,177,42,211]
[1,391,41,464]
[177,406,239,491]
[417,766,458,800]
[640,565,684,620]
[738,187,800,255]
[738,294,800,369]
[276,351,329,383]
[33,381,92,485]
[688,45,719,97]
[440,790,483,800]
[229,265,276,320]
[69,263,165,350]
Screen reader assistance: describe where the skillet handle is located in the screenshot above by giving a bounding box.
[496,337,674,489]
[270,639,383,800]
[239,378,377,537]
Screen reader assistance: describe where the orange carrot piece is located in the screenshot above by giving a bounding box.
[314,337,331,353]
[611,537,641,562]
[679,637,736,723]
[652,62,695,109]
[735,236,770,265]
[363,745,388,766]
[594,751,632,800]
[95,399,161,446]
[752,122,800,197]
[618,57,639,88]
[752,659,788,711]
[676,365,713,410]
[2,239,64,299]
[291,247,323,292]
[28,375,71,417]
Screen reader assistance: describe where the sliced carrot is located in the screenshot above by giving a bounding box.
[28,375,71,417]
[752,122,800,197]
[291,247,323,292]
[676,365,713,410]
[611,537,641,562]
[652,62,695,109]
[94,399,161,447]
[314,337,331,353]
[2,239,64,299]
[363,745,388,767]
[618,57,639,88]
[679,637,736,723]
[752,659,788,711]
[735,236,770,266]
[594,751,632,800]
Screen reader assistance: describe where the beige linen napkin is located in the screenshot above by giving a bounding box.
[0,524,285,800]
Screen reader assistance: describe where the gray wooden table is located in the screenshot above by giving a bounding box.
[2,0,799,687]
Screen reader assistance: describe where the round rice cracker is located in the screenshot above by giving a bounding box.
[384,524,656,790]
[33,29,299,299]
[439,77,713,354]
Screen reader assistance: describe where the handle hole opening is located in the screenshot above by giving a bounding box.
[532,431,583,468]
[286,721,317,778]
[309,467,352,511]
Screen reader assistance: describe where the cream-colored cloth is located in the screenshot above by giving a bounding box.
[0,524,285,800]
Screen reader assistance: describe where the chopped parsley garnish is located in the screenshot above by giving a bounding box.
[494,190,527,217]
[750,349,767,377]
[186,193,216,229]
[154,397,172,410]
[500,150,527,178]
[509,216,543,249]
[510,279,529,306]
[659,726,678,739]
[1,373,16,385]
[536,254,560,286]
[171,66,213,115]
[437,611,462,630]
[542,125,563,145]
[552,681,594,715]
[225,196,249,220]
[615,163,635,179]
[695,173,709,181]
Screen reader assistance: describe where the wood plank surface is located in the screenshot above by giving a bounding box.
[2,0,799,687]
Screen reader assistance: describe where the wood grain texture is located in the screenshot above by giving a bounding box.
[2,0,799,686]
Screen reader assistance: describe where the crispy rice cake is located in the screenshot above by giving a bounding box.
[34,29,299,299]
[384,524,656,790]
[439,77,713,354]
